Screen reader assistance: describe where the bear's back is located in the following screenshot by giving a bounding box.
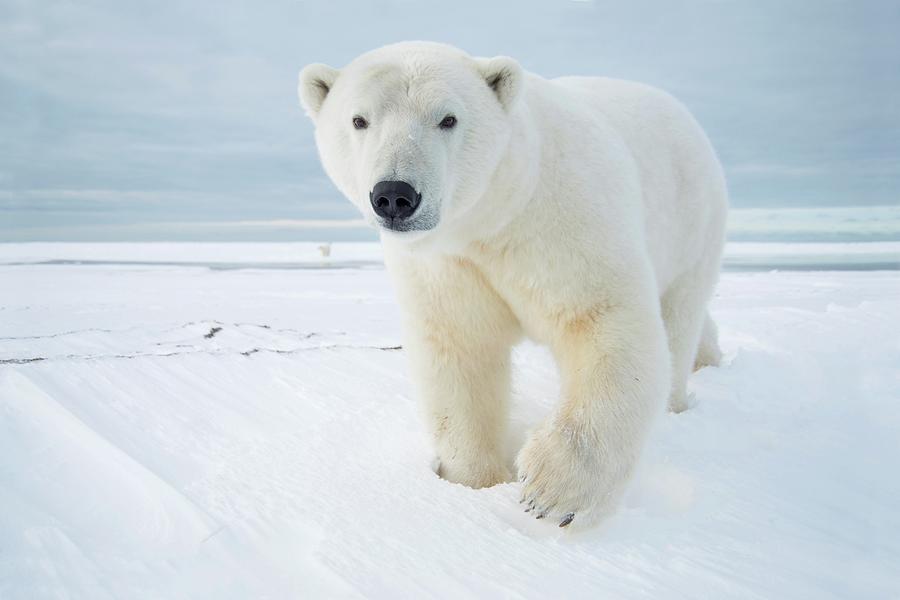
[531,74,727,287]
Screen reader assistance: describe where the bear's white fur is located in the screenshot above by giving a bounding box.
[299,42,727,527]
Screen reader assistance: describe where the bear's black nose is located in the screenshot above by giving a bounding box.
[370,181,421,221]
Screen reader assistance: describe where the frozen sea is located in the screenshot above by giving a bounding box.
[1,241,899,599]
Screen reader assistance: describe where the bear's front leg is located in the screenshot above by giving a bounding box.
[517,296,671,527]
[387,254,521,489]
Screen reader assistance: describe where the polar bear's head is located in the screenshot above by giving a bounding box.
[299,42,523,244]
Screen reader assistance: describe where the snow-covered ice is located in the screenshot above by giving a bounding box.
[1,243,899,599]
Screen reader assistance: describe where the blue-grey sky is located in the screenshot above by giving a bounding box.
[1,0,898,241]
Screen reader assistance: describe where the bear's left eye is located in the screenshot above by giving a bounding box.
[438,115,457,130]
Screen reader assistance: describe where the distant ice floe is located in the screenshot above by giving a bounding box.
[0,239,898,272]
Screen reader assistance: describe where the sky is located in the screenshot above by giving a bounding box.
[1,0,898,241]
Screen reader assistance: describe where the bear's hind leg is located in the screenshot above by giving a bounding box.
[693,311,722,371]
[661,265,719,413]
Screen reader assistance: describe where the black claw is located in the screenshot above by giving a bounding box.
[524,507,532,513]
[535,513,545,520]
[559,512,575,528]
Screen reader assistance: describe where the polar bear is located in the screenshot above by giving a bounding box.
[299,42,727,527]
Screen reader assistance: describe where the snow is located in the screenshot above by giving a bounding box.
[1,243,899,599]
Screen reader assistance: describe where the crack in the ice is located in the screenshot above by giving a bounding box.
[0,344,403,365]
[0,327,126,340]
[0,321,339,341]
[0,357,47,364]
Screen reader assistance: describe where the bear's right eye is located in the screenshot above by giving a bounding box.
[438,115,457,129]
[352,116,368,130]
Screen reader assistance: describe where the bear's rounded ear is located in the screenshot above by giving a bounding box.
[477,56,523,111]
[298,63,339,117]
